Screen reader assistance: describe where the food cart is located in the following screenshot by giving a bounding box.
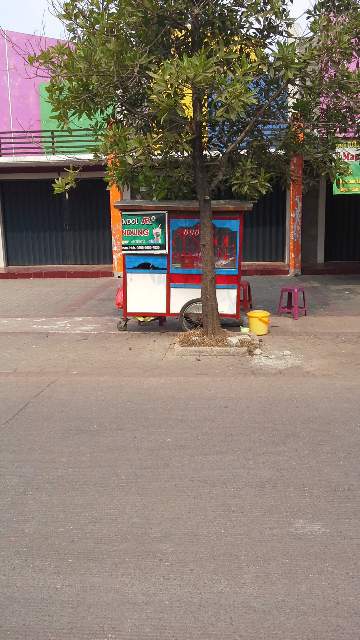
[115,200,253,330]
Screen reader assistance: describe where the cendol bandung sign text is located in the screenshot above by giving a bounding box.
[121,211,168,253]
[333,141,360,195]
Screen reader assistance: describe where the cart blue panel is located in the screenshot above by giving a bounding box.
[125,255,167,273]
[170,283,237,289]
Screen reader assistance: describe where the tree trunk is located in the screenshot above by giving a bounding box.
[199,195,221,336]
[190,5,221,337]
[192,91,222,337]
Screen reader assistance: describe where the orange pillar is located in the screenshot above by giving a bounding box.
[289,155,303,275]
[109,184,123,276]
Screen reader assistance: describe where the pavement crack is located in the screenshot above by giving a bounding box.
[1,379,58,431]
[162,339,175,360]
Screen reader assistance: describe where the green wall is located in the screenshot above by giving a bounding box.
[39,82,96,153]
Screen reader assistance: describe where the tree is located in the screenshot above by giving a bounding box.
[32,0,359,336]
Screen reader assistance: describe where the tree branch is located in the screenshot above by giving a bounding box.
[210,80,289,191]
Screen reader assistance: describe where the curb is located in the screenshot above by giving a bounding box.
[174,344,250,357]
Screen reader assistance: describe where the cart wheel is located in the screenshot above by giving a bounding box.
[179,298,203,331]
[117,318,128,331]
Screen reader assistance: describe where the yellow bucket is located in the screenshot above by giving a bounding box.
[247,310,271,336]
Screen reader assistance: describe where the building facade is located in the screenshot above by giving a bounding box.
[0,30,358,275]
[0,30,112,271]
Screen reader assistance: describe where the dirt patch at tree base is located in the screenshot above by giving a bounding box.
[176,329,260,355]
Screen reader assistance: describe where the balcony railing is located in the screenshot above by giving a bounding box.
[0,129,100,157]
[0,124,291,159]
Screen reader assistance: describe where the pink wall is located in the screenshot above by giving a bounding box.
[0,31,60,133]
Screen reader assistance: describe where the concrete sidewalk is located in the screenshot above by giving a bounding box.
[0,277,118,318]
[247,274,360,317]
[0,274,359,336]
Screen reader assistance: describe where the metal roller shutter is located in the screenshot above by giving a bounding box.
[243,184,286,262]
[1,178,112,266]
[325,182,360,261]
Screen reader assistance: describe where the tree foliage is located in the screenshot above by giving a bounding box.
[32,0,359,199]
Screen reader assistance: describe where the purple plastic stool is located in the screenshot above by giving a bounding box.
[278,287,307,320]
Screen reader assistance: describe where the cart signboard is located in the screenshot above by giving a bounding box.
[333,141,360,195]
[121,211,168,253]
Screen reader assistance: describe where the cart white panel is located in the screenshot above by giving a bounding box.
[127,273,167,313]
[170,287,237,315]
[170,288,200,314]
[216,288,237,314]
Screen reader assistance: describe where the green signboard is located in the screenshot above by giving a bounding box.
[121,211,168,253]
[333,141,360,195]
[333,161,360,195]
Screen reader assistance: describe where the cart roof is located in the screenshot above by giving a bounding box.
[115,199,253,212]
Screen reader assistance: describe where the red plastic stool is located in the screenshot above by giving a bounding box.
[239,280,253,311]
[278,286,307,320]
[115,286,123,309]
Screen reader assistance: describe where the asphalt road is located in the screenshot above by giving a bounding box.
[1,326,360,640]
